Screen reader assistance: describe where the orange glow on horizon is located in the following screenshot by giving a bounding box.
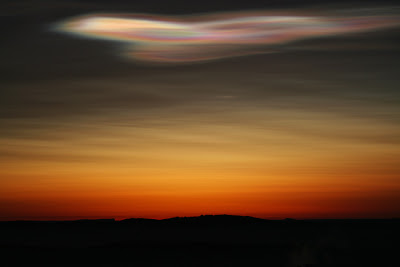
[1,108,399,220]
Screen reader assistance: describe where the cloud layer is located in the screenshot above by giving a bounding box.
[58,8,400,62]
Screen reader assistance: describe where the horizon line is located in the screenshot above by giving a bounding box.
[1,214,399,222]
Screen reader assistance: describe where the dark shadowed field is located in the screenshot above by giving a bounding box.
[1,215,399,267]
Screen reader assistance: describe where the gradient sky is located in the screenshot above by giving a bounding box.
[1,0,400,220]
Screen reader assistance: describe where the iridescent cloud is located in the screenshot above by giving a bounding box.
[57,9,400,63]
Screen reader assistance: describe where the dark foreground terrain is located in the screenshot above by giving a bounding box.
[0,215,399,266]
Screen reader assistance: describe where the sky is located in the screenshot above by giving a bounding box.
[1,0,400,220]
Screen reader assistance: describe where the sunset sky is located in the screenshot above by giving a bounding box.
[1,0,400,220]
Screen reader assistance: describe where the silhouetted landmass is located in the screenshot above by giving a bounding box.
[1,215,399,266]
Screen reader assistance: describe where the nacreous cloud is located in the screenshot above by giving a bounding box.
[57,8,400,63]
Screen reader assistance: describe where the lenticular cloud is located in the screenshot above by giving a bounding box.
[57,8,400,63]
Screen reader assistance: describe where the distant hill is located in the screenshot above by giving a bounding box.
[160,214,267,225]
